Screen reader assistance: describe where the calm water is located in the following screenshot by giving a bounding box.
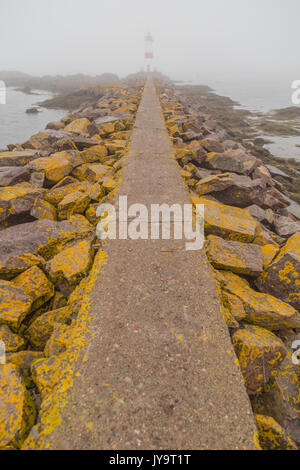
[0,88,65,150]
[205,79,300,160]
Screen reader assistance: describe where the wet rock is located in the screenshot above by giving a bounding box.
[28,155,72,185]
[26,306,73,350]
[274,215,300,237]
[206,235,263,276]
[46,239,94,296]
[255,232,300,310]
[219,270,300,330]
[255,415,297,450]
[0,167,30,187]
[0,325,25,353]
[0,280,32,329]
[192,196,259,242]
[0,364,36,449]
[57,191,90,220]
[0,216,94,278]
[0,183,44,223]
[12,265,54,312]
[232,325,287,395]
[0,150,40,167]
[30,198,57,221]
[205,149,257,175]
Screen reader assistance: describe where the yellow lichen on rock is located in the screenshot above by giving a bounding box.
[29,155,72,184]
[80,144,108,164]
[71,163,110,182]
[64,118,92,135]
[57,191,90,220]
[0,325,25,353]
[232,325,287,395]
[25,306,73,350]
[255,414,297,450]
[206,234,263,276]
[261,244,280,269]
[0,364,36,449]
[218,270,300,330]
[46,240,94,295]
[192,196,259,242]
[0,280,32,330]
[12,265,54,312]
[30,198,57,221]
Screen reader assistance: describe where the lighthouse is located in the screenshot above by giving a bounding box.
[144,32,154,73]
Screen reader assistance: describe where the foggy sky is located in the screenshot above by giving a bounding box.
[1,0,299,82]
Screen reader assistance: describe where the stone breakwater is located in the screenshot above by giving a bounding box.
[159,83,300,450]
[0,83,143,449]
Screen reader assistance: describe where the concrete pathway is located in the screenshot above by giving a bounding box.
[47,78,257,449]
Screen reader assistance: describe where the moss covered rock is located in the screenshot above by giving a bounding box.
[57,191,90,220]
[64,118,92,135]
[30,198,57,221]
[0,183,44,223]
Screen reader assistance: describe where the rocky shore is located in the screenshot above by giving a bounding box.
[0,81,143,449]
[159,83,300,450]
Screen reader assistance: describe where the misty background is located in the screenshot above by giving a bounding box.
[1,0,299,83]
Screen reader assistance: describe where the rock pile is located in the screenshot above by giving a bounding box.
[0,83,143,449]
[159,85,300,450]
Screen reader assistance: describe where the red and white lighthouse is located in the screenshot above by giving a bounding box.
[144,32,154,72]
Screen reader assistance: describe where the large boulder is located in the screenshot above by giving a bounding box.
[255,232,300,310]
[45,239,94,296]
[192,196,259,242]
[0,364,36,449]
[199,138,224,153]
[205,149,257,175]
[0,280,32,329]
[0,183,44,223]
[0,216,94,279]
[28,155,72,185]
[274,215,300,237]
[255,415,297,450]
[71,163,110,182]
[57,191,90,220]
[0,325,25,353]
[25,306,73,350]
[30,198,57,221]
[80,144,108,164]
[219,270,300,330]
[64,118,93,135]
[212,175,267,208]
[206,235,263,276]
[12,265,54,312]
[232,325,287,395]
[0,167,30,187]
[195,173,234,196]
[0,150,40,167]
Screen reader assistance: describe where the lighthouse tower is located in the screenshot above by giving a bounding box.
[144,33,154,73]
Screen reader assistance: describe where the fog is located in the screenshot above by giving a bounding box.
[1,0,300,83]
